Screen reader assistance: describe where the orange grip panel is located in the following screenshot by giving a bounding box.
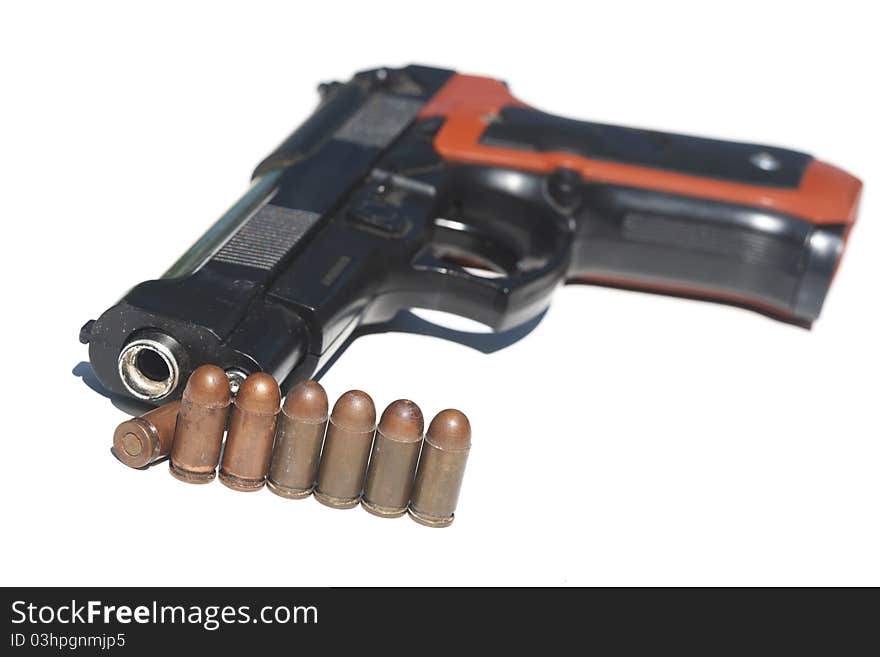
[419,74,862,229]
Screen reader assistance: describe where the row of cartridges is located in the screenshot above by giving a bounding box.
[112,365,471,527]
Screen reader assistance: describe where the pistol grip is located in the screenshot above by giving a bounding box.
[420,74,861,325]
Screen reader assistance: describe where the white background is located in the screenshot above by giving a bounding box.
[1,1,877,586]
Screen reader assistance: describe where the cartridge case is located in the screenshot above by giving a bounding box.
[408,409,471,528]
[268,381,329,499]
[113,400,180,469]
[169,365,231,484]
[362,400,424,518]
[314,390,376,509]
[219,373,281,492]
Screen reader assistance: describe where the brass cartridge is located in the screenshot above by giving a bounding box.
[267,381,329,499]
[408,409,471,528]
[314,390,376,509]
[169,365,231,484]
[362,399,424,518]
[219,373,281,492]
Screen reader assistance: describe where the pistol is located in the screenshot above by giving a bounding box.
[81,65,862,402]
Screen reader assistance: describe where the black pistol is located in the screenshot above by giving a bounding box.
[81,65,862,402]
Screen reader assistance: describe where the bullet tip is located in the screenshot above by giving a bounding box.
[378,399,424,442]
[427,409,471,450]
[331,390,376,432]
[235,372,281,415]
[282,380,329,422]
[183,364,231,407]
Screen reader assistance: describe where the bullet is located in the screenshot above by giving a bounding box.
[219,373,281,492]
[169,365,231,484]
[267,381,329,499]
[113,400,180,469]
[408,409,471,528]
[314,390,376,509]
[361,400,424,518]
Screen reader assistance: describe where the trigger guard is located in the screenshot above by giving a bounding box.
[408,229,572,331]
